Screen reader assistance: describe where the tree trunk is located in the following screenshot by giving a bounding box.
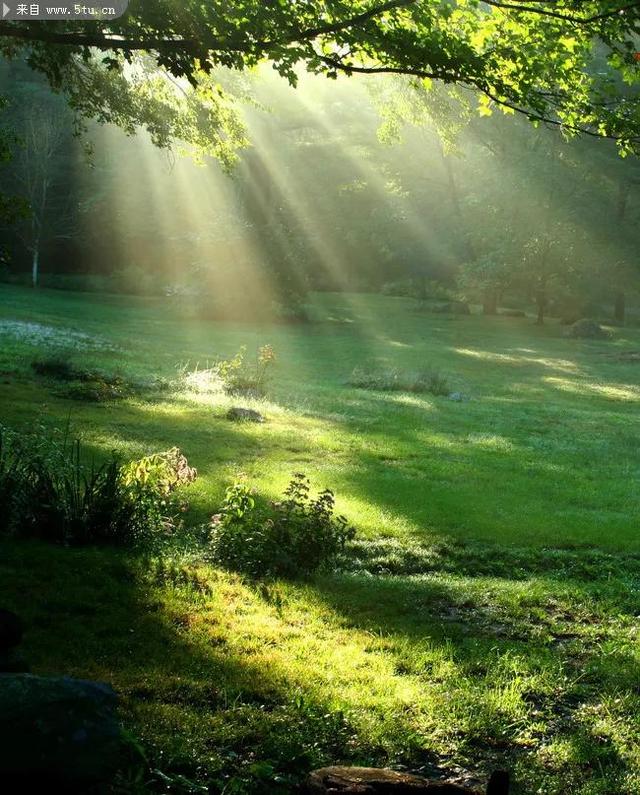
[482,289,498,315]
[535,288,546,325]
[613,181,629,320]
[614,290,625,323]
[31,244,40,288]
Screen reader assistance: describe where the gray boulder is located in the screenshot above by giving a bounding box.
[0,674,122,789]
[227,407,265,423]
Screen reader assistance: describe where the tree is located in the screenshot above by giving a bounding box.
[519,226,579,325]
[9,105,71,286]
[1,1,640,161]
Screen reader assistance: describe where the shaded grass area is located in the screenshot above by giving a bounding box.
[3,539,640,794]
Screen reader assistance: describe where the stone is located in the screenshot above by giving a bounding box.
[0,609,23,651]
[0,674,122,790]
[304,767,509,795]
[448,392,468,402]
[227,407,265,423]
[566,319,611,340]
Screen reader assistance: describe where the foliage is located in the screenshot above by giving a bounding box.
[31,355,80,380]
[62,379,128,402]
[32,355,135,402]
[0,427,197,545]
[208,473,356,578]
[214,345,277,397]
[2,1,640,157]
[348,365,451,396]
[120,447,198,499]
[381,278,453,301]
[566,318,613,339]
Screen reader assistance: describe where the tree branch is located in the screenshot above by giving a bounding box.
[0,0,420,52]
[319,54,640,145]
[482,0,640,24]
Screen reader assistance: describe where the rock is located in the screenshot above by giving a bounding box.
[305,767,509,794]
[566,319,612,340]
[448,392,468,402]
[0,674,122,790]
[227,407,265,423]
[0,609,23,651]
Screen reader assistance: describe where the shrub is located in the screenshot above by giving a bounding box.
[32,356,80,380]
[214,344,277,397]
[0,428,27,535]
[412,369,451,396]
[566,319,613,340]
[0,427,197,546]
[381,278,453,301]
[348,365,451,396]
[208,473,356,578]
[32,356,152,403]
[62,380,127,403]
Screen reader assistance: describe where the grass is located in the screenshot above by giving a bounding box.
[2,284,640,793]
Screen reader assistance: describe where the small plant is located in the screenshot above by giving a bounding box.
[208,473,355,578]
[63,379,127,402]
[412,368,451,396]
[214,344,277,396]
[347,365,451,396]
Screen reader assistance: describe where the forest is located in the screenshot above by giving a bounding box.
[1,2,640,794]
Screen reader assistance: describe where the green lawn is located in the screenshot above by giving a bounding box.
[2,284,639,549]
[2,284,640,794]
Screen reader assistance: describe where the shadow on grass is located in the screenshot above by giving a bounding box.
[0,540,417,792]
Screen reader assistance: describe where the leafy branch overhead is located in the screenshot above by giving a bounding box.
[1,1,640,154]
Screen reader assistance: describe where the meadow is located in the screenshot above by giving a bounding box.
[2,283,640,794]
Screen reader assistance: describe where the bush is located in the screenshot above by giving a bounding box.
[381,278,453,301]
[0,429,26,536]
[32,357,81,380]
[415,300,470,315]
[208,473,356,578]
[566,319,612,340]
[32,356,156,403]
[0,427,197,546]
[347,365,451,396]
[62,380,127,403]
[214,344,277,397]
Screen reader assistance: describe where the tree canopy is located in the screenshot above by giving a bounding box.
[1,0,640,157]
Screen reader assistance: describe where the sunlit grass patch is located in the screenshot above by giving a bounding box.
[544,376,640,402]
